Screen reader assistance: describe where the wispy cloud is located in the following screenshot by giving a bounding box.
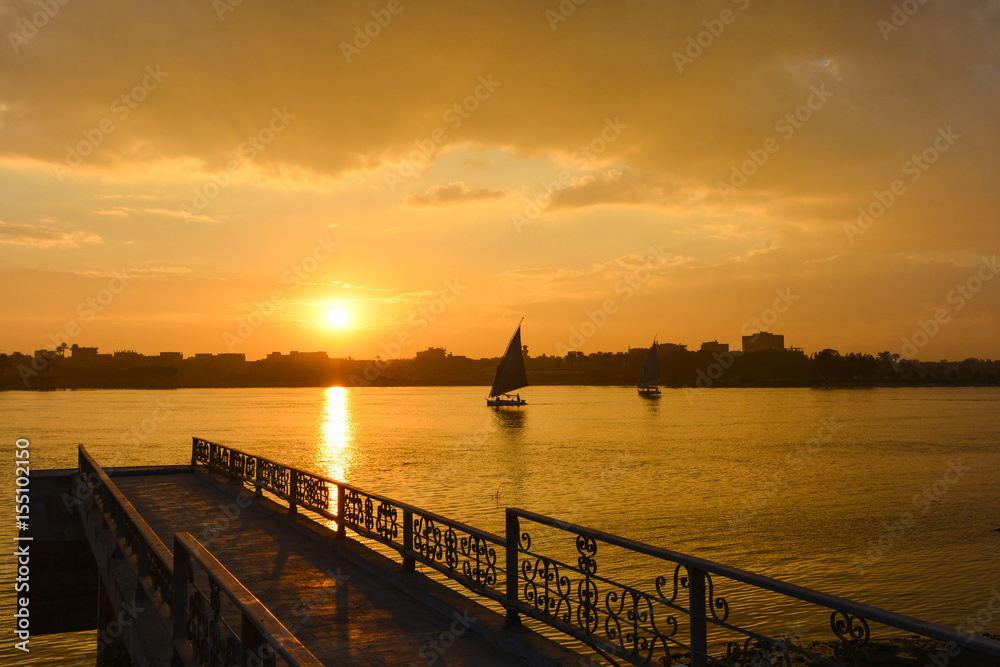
[405,181,512,207]
[0,222,102,248]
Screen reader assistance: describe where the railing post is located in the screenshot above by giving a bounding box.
[289,469,298,514]
[254,456,263,497]
[209,442,218,472]
[402,508,415,571]
[336,484,345,538]
[172,539,191,663]
[688,565,708,667]
[504,509,522,629]
[240,612,265,667]
[135,539,149,602]
[191,437,197,467]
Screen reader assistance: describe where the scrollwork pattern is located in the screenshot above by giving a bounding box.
[342,488,364,529]
[831,610,871,667]
[375,500,398,541]
[187,585,242,667]
[519,531,681,666]
[296,473,330,512]
[460,535,498,587]
[230,451,246,478]
[193,438,210,464]
[260,460,290,496]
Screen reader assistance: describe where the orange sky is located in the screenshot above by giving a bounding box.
[1,1,998,361]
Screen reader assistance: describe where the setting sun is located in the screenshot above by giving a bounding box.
[324,306,350,329]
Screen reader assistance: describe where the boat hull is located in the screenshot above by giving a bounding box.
[487,395,527,407]
[637,386,661,397]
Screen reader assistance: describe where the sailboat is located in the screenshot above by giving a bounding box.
[487,320,528,407]
[638,337,662,396]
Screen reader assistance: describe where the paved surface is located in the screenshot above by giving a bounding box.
[114,472,564,666]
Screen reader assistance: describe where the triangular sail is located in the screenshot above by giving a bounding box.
[639,339,661,388]
[489,324,528,397]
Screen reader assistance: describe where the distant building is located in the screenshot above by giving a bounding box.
[288,351,328,363]
[700,340,729,354]
[216,353,246,364]
[742,332,784,353]
[72,346,99,360]
[158,352,183,363]
[415,347,448,363]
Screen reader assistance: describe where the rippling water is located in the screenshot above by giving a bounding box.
[2,386,999,664]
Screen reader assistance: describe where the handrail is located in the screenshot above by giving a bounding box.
[79,445,174,609]
[172,531,324,667]
[193,437,505,602]
[508,508,1000,667]
[191,437,1000,667]
[78,445,321,667]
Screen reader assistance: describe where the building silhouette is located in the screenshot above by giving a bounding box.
[742,332,784,353]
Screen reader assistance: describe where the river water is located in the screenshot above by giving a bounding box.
[2,386,999,664]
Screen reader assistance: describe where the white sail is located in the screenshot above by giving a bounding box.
[489,323,528,398]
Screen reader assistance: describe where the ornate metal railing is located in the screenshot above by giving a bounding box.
[172,531,323,667]
[78,446,320,667]
[192,437,505,603]
[506,509,1000,667]
[191,439,1000,667]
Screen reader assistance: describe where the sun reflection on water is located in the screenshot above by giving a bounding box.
[318,386,354,481]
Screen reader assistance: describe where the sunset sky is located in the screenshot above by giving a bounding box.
[1,0,998,361]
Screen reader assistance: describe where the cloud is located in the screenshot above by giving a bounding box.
[548,169,674,210]
[0,222,102,248]
[405,181,512,207]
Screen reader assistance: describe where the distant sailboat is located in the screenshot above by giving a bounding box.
[487,320,528,407]
[638,337,662,396]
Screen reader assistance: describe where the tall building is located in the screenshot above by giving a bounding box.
[742,331,784,353]
[700,340,729,354]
